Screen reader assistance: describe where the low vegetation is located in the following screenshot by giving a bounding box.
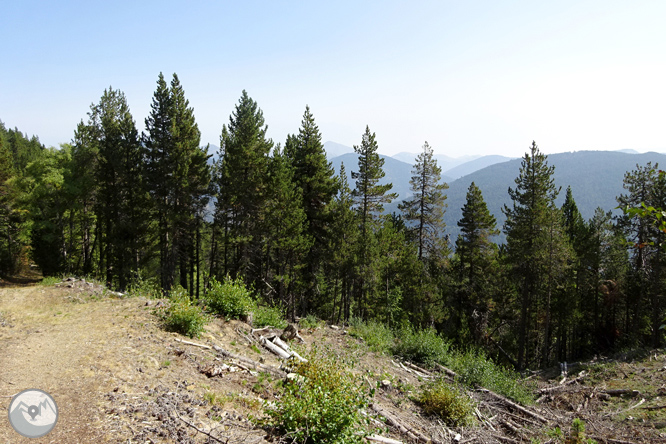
[349,318,533,404]
[160,286,208,338]
[261,347,373,444]
[204,276,255,320]
[415,378,475,427]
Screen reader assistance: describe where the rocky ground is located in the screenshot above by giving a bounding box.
[0,277,665,443]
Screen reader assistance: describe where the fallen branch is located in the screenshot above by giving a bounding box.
[370,404,446,444]
[588,437,637,444]
[404,361,432,376]
[478,388,549,424]
[603,389,641,397]
[539,371,588,394]
[235,328,255,345]
[433,362,457,380]
[366,435,404,444]
[212,345,286,378]
[641,404,666,410]
[174,338,211,349]
[615,398,646,416]
[251,326,274,335]
[176,411,227,443]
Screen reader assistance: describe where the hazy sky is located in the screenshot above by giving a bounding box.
[1,1,665,157]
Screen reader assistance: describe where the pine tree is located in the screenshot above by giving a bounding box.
[617,163,666,347]
[89,87,149,290]
[454,182,499,344]
[212,91,273,284]
[144,73,210,294]
[503,141,571,369]
[144,73,175,291]
[0,133,16,273]
[399,141,448,261]
[616,163,659,345]
[288,106,339,312]
[169,74,209,293]
[262,146,312,319]
[326,163,359,323]
[351,126,397,318]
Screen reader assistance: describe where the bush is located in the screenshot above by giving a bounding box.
[448,349,534,405]
[392,326,451,365]
[416,378,475,427]
[40,276,62,286]
[162,287,208,338]
[262,347,373,443]
[300,314,325,330]
[254,304,288,329]
[348,317,395,354]
[204,276,256,319]
[128,271,161,299]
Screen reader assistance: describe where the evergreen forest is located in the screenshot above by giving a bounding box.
[1,74,664,371]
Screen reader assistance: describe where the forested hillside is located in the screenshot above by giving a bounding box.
[444,150,666,242]
[1,75,665,372]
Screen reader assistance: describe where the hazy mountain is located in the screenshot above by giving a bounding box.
[324,141,355,159]
[392,152,480,172]
[442,151,666,244]
[443,155,515,180]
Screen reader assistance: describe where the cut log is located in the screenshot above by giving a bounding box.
[280,324,298,340]
[212,345,286,378]
[260,336,291,359]
[271,336,307,362]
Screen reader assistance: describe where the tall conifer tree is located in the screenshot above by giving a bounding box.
[454,182,499,343]
[213,91,273,283]
[503,141,570,369]
[399,141,448,261]
[351,126,397,317]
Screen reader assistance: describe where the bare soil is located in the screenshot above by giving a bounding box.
[1,277,665,443]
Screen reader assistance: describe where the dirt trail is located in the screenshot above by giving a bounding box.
[0,281,274,444]
[0,283,143,442]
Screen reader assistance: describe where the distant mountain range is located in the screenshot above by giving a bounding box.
[325,144,666,245]
[442,151,666,243]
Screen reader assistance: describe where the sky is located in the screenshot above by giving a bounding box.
[1,0,665,158]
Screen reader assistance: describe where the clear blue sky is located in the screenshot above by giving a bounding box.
[1,0,664,157]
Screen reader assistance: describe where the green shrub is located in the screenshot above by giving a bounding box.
[262,347,373,443]
[448,349,534,405]
[416,378,475,427]
[162,287,208,338]
[254,304,288,329]
[204,276,256,319]
[348,317,395,354]
[128,271,161,298]
[392,326,450,365]
[40,276,62,286]
[300,314,325,329]
[565,418,597,444]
